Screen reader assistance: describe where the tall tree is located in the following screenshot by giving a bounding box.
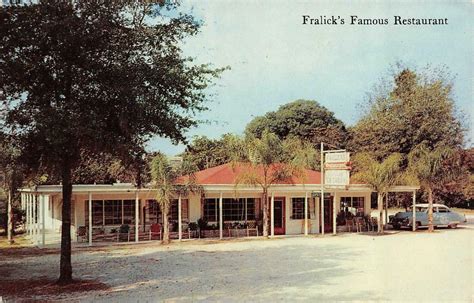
[0,1,222,284]
[245,99,348,149]
[349,66,464,161]
[150,153,200,244]
[181,134,242,170]
[352,152,404,233]
[234,130,315,237]
[408,144,455,232]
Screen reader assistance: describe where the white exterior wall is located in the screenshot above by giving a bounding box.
[282,192,319,235]
[20,187,376,240]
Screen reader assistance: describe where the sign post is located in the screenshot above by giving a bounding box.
[320,143,351,236]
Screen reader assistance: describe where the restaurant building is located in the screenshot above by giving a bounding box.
[19,162,419,246]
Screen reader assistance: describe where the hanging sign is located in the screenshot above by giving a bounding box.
[325,152,350,163]
[324,151,351,186]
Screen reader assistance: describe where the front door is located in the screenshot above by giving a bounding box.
[273,197,286,235]
[321,196,333,233]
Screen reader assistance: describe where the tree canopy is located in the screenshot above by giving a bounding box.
[349,67,464,160]
[0,1,223,283]
[245,99,348,148]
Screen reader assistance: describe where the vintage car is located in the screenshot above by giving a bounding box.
[389,203,466,229]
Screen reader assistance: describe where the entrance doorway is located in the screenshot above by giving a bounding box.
[272,197,286,235]
[321,196,333,233]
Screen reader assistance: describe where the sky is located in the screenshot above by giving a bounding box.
[148,0,473,155]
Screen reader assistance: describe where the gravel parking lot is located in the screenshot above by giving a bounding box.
[1,225,472,302]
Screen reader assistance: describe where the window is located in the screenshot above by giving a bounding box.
[147,200,162,224]
[246,198,256,220]
[203,198,256,222]
[169,199,189,222]
[437,207,449,213]
[104,200,122,225]
[203,198,218,222]
[122,200,136,224]
[340,197,365,216]
[291,197,310,220]
[92,201,104,225]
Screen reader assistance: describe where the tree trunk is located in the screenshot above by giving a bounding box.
[58,160,73,285]
[262,188,268,237]
[377,193,383,233]
[162,205,170,244]
[427,187,434,232]
[384,194,388,229]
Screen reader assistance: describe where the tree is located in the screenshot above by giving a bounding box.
[349,66,464,161]
[234,130,315,237]
[245,100,348,149]
[352,152,404,233]
[0,134,24,244]
[181,134,242,170]
[408,144,455,232]
[0,1,223,284]
[150,153,200,244]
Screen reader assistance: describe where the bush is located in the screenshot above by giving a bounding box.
[119,224,130,234]
[188,222,198,231]
[197,217,208,230]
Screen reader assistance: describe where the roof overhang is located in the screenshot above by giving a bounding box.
[18,183,419,195]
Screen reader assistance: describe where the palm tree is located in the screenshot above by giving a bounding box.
[233,131,315,237]
[408,144,454,232]
[150,154,200,244]
[352,152,403,233]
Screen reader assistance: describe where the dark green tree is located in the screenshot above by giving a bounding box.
[0,1,223,284]
[181,133,243,170]
[245,99,348,148]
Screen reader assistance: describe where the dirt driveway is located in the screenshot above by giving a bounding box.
[1,226,472,302]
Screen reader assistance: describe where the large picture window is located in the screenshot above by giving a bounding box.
[203,198,256,222]
[85,199,137,226]
[340,197,365,216]
[146,199,189,224]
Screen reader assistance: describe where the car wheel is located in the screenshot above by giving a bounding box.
[415,222,421,230]
[449,224,458,229]
[393,224,400,230]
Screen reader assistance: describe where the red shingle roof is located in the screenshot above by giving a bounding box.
[178,162,322,185]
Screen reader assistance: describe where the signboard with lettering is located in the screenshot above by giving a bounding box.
[324,170,350,186]
[325,152,350,163]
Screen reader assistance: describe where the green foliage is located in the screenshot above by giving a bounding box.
[0,1,224,175]
[407,144,455,189]
[349,66,464,161]
[245,100,348,147]
[181,134,244,170]
[0,1,223,282]
[352,152,404,194]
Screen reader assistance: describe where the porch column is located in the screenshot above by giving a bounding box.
[25,194,30,235]
[88,192,92,246]
[29,194,33,236]
[41,195,46,247]
[32,194,37,243]
[178,195,182,241]
[135,191,139,243]
[304,191,308,236]
[270,192,274,237]
[333,192,337,235]
[321,194,325,236]
[219,192,223,239]
[412,191,416,231]
[36,195,40,245]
